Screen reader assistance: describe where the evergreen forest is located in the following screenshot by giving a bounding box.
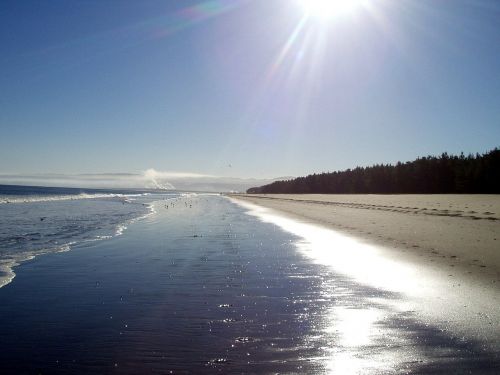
[247,148,500,194]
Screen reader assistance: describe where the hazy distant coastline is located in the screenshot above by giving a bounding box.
[0,172,291,193]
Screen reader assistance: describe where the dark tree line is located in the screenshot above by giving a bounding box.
[248,148,500,194]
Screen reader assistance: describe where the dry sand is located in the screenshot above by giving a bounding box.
[231,194,500,288]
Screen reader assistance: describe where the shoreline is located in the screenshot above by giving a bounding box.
[230,194,500,351]
[231,194,500,289]
[0,199,158,290]
[1,194,499,372]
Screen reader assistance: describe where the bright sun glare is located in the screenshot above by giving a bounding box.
[297,0,367,20]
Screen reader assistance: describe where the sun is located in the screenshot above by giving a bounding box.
[297,0,366,20]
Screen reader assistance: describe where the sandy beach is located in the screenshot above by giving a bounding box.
[232,194,500,287]
[231,194,500,353]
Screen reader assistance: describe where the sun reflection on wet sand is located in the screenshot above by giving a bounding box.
[234,199,422,294]
[234,199,422,373]
[332,307,379,347]
[320,303,416,375]
[232,197,500,373]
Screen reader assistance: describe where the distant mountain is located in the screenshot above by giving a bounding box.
[247,148,500,194]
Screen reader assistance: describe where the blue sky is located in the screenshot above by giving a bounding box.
[1,0,499,180]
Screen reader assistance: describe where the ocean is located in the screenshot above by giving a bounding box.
[0,184,177,287]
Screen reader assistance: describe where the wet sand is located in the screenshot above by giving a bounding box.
[0,194,499,374]
[231,194,500,354]
[232,194,500,287]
